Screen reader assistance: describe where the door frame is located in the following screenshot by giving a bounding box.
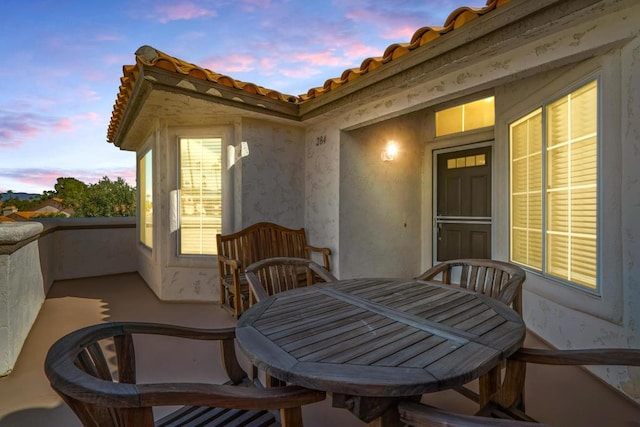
[432,140,494,264]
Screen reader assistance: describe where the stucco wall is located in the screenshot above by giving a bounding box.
[238,118,305,228]
[338,112,425,278]
[305,125,341,271]
[0,223,44,376]
[136,118,307,302]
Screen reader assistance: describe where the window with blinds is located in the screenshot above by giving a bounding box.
[179,138,222,255]
[509,80,598,291]
[510,109,543,270]
[139,150,153,248]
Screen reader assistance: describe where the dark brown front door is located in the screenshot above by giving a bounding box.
[436,146,492,261]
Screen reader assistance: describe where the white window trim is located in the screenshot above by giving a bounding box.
[165,125,234,269]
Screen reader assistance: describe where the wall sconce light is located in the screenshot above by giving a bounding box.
[381,141,398,161]
[227,141,250,169]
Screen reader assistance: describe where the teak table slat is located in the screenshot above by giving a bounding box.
[236,278,526,426]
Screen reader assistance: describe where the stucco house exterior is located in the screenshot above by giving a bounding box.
[106,0,640,403]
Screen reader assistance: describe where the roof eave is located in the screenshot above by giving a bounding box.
[109,64,301,150]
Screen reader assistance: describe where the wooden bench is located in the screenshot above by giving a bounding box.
[216,222,331,317]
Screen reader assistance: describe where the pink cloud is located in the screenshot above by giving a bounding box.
[0,124,39,148]
[0,167,137,194]
[292,51,347,68]
[154,3,216,23]
[344,42,384,60]
[0,110,56,148]
[53,118,75,132]
[238,0,272,12]
[79,112,100,121]
[381,25,421,41]
[0,108,97,149]
[201,54,256,73]
[280,65,323,79]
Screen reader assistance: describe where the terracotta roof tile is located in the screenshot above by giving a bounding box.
[107,0,508,143]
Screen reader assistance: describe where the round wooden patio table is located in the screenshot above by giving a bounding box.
[236,278,525,426]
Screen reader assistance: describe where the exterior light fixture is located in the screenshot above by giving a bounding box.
[227,141,250,169]
[382,141,398,161]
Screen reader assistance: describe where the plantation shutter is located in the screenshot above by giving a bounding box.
[546,81,598,288]
[179,138,222,255]
[510,109,543,269]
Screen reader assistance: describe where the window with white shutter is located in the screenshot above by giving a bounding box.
[139,150,153,248]
[179,138,222,255]
[510,80,598,291]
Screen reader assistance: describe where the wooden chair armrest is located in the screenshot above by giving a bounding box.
[137,383,325,409]
[246,270,271,302]
[45,323,248,405]
[511,347,640,366]
[398,401,545,426]
[217,253,240,270]
[415,263,449,281]
[486,347,640,414]
[309,263,338,282]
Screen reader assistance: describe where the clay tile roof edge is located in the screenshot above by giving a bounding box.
[107,0,508,144]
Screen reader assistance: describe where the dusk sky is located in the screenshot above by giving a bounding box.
[1,0,484,194]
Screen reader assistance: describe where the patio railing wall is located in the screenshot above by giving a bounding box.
[0,217,136,376]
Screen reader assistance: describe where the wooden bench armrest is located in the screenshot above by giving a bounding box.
[305,245,331,270]
[217,253,240,270]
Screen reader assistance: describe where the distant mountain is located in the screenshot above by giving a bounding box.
[0,192,40,202]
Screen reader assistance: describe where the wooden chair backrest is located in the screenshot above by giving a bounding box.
[417,259,526,313]
[246,257,337,303]
[216,222,311,277]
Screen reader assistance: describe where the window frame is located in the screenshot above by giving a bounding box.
[177,136,223,257]
[435,95,495,138]
[138,148,153,249]
[509,77,601,295]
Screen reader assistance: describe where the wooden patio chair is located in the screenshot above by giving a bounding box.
[475,347,640,423]
[398,347,639,426]
[44,322,325,427]
[415,259,526,407]
[416,259,526,314]
[245,257,337,305]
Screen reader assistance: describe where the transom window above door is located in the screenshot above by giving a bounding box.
[435,96,495,137]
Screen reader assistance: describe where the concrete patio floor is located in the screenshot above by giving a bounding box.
[1,273,638,426]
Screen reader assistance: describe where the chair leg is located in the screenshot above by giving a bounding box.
[280,407,304,427]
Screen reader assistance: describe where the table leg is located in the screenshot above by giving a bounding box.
[332,394,420,426]
[479,365,501,407]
